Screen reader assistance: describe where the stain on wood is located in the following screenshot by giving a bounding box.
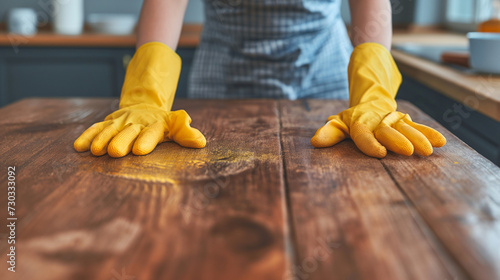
[0,98,499,280]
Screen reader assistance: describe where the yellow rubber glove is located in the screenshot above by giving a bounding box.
[74,42,206,157]
[311,43,446,158]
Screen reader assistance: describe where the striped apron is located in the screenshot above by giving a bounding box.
[188,0,353,99]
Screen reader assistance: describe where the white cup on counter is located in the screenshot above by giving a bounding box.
[51,0,84,35]
[7,8,38,36]
[467,32,500,74]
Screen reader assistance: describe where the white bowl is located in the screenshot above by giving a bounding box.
[467,32,500,74]
[7,8,38,35]
[87,14,137,35]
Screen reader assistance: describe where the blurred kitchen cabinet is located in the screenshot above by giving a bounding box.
[176,48,194,99]
[0,47,195,107]
[398,74,500,166]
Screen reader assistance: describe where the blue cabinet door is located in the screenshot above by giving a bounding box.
[0,47,196,106]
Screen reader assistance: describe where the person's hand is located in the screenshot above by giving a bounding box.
[74,105,205,157]
[311,43,446,158]
[74,42,206,157]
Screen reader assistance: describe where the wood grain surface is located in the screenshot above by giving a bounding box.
[0,98,499,280]
[0,99,290,280]
[279,100,466,280]
[280,100,500,280]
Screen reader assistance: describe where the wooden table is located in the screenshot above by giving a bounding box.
[1,98,499,280]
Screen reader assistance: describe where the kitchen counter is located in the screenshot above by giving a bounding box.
[392,32,500,122]
[1,98,499,280]
[0,24,202,48]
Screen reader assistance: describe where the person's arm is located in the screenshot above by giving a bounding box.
[74,0,206,158]
[311,0,446,157]
[348,0,392,50]
[136,0,189,50]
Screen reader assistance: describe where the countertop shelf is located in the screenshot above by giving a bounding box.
[392,32,500,122]
[0,98,499,280]
[0,24,202,48]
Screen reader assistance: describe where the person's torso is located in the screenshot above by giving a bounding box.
[204,0,340,41]
[189,0,353,99]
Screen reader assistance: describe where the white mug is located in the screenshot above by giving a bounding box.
[52,0,84,35]
[7,8,38,36]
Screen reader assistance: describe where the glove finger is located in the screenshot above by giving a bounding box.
[394,120,433,156]
[311,116,348,148]
[351,122,387,158]
[74,121,110,152]
[403,119,446,147]
[90,123,120,156]
[132,122,165,156]
[108,123,144,158]
[167,110,206,148]
[374,125,414,156]
[175,127,206,148]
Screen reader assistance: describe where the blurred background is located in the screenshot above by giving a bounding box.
[0,0,492,31]
[0,0,495,31]
[0,0,496,104]
[0,0,496,106]
[1,0,499,164]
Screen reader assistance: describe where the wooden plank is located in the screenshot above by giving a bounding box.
[381,102,500,280]
[279,99,471,280]
[0,98,114,125]
[0,99,291,280]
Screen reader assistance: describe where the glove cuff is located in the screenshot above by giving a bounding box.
[347,42,402,109]
[119,42,182,111]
